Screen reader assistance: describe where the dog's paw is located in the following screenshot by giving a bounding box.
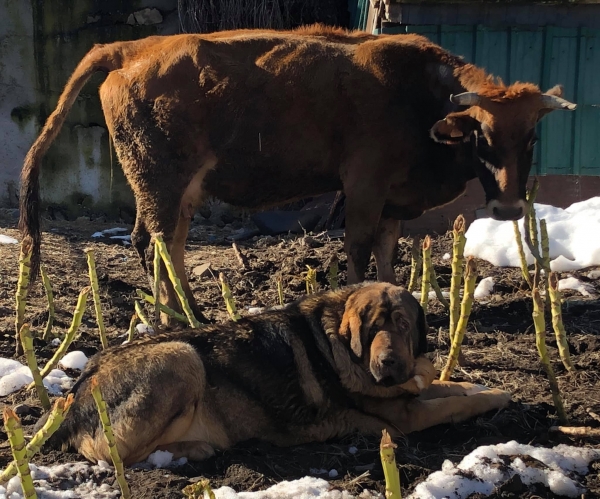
[399,374,429,395]
[464,384,490,396]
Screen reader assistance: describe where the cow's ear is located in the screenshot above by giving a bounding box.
[339,305,364,358]
[430,114,479,145]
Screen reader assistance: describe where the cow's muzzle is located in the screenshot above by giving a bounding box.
[487,199,528,221]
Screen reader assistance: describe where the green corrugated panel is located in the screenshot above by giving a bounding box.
[509,28,545,175]
[405,25,441,45]
[574,28,600,175]
[509,28,544,84]
[350,0,368,30]
[440,25,475,63]
[540,27,579,175]
[475,26,509,82]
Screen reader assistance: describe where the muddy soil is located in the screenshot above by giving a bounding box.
[1,213,599,498]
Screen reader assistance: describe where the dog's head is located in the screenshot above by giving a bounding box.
[339,283,428,386]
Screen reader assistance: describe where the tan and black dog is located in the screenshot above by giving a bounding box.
[40,282,510,465]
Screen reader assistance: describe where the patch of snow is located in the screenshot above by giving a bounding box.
[348,446,358,455]
[135,324,154,335]
[587,270,600,279]
[442,253,451,260]
[247,307,264,315]
[109,235,131,246]
[0,358,73,396]
[474,277,494,300]
[0,234,18,244]
[465,197,600,271]
[558,277,595,297]
[328,470,338,478]
[147,450,175,468]
[409,440,600,499]
[59,351,89,370]
[51,338,61,347]
[411,290,450,301]
[212,476,381,498]
[0,461,120,498]
[91,227,128,238]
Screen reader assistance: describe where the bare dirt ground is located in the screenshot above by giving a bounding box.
[1,213,600,498]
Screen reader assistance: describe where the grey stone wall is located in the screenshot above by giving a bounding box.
[0,0,178,218]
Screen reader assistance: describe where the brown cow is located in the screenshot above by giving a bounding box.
[20,25,576,323]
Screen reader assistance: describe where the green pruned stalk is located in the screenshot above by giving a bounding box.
[541,219,550,273]
[276,276,284,307]
[513,221,532,288]
[90,377,131,499]
[40,265,55,341]
[219,273,241,321]
[20,324,50,411]
[127,313,137,343]
[420,236,432,313]
[183,479,216,499]
[134,300,150,327]
[429,265,449,311]
[549,273,575,372]
[85,249,108,350]
[380,430,402,499]
[407,235,422,293]
[153,240,161,327]
[154,235,201,328]
[136,289,187,323]
[15,240,32,356]
[449,215,466,343]
[328,255,339,291]
[305,265,317,295]
[525,180,542,287]
[38,286,89,380]
[440,257,477,381]
[3,408,37,499]
[532,288,568,424]
[0,396,73,483]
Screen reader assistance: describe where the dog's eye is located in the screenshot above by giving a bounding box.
[392,311,409,330]
[374,316,385,328]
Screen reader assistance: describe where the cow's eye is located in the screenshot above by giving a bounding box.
[528,134,538,150]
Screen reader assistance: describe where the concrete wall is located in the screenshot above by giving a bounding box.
[0,0,178,218]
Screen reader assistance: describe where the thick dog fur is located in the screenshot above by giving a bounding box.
[41,283,511,465]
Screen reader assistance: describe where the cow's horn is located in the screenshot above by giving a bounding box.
[541,94,577,111]
[450,92,482,107]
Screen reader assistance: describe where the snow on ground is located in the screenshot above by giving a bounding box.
[211,477,381,499]
[558,276,596,297]
[465,197,600,272]
[90,228,131,246]
[0,234,18,244]
[474,277,494,300]
[409,440,600,499]
[0,358,73,397]
[411,290,451,301]
[58,351,89,371]
[91,228,128,238]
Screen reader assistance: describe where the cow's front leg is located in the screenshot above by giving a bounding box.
[373,217,400,284]
[343,181,388,284]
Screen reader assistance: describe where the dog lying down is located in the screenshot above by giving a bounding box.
[39,282,511,465]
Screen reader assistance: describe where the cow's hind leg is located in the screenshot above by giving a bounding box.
[373,217,400,284]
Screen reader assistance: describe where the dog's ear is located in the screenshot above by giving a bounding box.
[339,306,364,358]
[399,288,429,357]
[414,303,429,356]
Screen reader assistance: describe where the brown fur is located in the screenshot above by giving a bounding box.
[40,283,511,465]
[19,25,575,321]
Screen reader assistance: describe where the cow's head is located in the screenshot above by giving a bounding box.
[430,83,576,220]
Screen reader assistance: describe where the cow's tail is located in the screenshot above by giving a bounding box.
[19,43,123,279]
